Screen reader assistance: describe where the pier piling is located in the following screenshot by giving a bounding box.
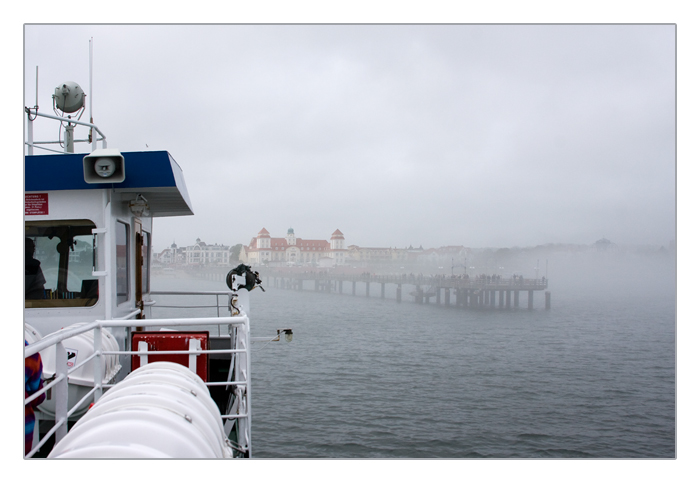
[259,271,549,311]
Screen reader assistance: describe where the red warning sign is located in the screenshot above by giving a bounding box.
[25,193,48,216]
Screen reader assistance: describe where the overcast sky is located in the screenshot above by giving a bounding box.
[23,24,675,252]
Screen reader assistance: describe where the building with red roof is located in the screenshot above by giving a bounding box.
[246,228,347,267]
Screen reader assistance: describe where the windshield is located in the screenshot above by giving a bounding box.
[25,220,98,308]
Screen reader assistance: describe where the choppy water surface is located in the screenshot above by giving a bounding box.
[152,254,675,458]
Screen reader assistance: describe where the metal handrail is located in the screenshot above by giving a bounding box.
[105,348,249,356]
[27,110,107,141]
[24,310,251,458]
[149,290,233,318]
[27,417,67,459]
[24,373,66,406]
[66,351,99,378]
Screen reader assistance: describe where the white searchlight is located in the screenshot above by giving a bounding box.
[53,81,85,114]
[83,149,125,183]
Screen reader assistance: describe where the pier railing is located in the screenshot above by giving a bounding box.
[260,270,550,310]
[261,271,548,290]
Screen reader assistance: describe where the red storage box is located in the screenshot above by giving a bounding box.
[131,331,209,382]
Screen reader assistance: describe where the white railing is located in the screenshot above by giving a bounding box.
[25,109,107,155]
[24,310,251,458]
[150,290,234,325]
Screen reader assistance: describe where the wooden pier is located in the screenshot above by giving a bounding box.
[260,271,551,310]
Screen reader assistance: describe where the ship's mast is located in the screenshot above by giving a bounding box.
[90,37,96,152]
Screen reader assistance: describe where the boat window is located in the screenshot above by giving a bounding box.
[142,230,150,294]
[116,221,129,305]
[25,220,99,308]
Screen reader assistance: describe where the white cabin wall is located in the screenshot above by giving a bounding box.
[110,195,138,319]
[24,190,107,336]
[24,189,148,369]
[109,200,154,314]
[108,193,151,376]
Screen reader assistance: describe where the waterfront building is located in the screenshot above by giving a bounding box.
[184,238,231,266]
[416,246,472,265]
[246,228,347,267]
[155,242,186,266]
[594,238,617,252]
[346,245,427,265]
[347,245,394,263]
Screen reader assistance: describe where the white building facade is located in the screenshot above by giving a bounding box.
[246,228,347,267]
[185,238,231,266]
[155,242,185,266]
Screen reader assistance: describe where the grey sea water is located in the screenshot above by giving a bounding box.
[152,252,675,459]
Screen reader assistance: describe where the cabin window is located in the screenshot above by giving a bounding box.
[116,221,129,305]
[25,219,99,308]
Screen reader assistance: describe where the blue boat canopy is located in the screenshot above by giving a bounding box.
[25,150,194,217]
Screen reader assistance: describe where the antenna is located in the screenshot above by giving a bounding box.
[89,38,93,119]
[90,37,95,150]
[35,66,39,109]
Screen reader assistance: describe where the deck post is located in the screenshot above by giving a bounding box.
[506,290,511,308]
[514,290,519,307]
[545,291,551,309]
[528,290,534,310]
[54,341,69,442]
[445,287,450,306]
